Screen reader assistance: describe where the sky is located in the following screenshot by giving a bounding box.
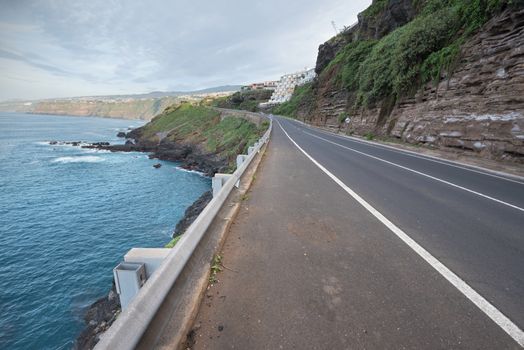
[0,0,371,101]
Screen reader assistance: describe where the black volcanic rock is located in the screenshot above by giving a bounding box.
[116,131,126,138]
[173,190,212,236]
[74,283,120,350]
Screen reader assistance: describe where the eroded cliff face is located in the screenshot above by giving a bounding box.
[304,7,524,162]
[315,0,417,74]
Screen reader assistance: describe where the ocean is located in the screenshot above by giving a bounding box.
[0,113,211,349]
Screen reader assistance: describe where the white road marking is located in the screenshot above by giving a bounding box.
[291,119,524,185]
[276,118,524,347]
[298,129,524,213]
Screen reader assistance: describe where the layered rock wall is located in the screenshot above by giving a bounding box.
[306,8,524,161]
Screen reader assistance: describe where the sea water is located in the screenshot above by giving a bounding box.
[0,113,211,349]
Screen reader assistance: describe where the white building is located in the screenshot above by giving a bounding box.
[261,68,316,107]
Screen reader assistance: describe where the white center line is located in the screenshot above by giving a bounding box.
[276,118,524,347]
[298,128,524,213]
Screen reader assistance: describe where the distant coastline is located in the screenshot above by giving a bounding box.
[0,86,240,121]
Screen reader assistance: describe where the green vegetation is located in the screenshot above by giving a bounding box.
[355,0,514,107]
[203,114,263,162]
[140,103,267,169]
[209,254,223,283]
[209,89,272,112]
[140,103,221,138]
[277,0,516,116]
[361,0,388,18]
[165,235,182,248]
[272,83,313,118]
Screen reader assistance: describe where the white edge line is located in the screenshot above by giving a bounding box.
[286,117,524,185]
[276,118,524,347]
[300,129,524,213]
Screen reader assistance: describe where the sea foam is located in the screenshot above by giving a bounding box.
[52,156,105,164]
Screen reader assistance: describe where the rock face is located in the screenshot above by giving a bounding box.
[307,7,524,161]
[357,0,417,40]
[173,191,213,236]
[315,0,416,74]
[74,283,120,350]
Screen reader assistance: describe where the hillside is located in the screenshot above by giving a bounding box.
[97,103,268,174]
[275,0,524,162]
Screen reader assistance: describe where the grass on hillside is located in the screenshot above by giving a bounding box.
[272,83,313,118]
[140,103,268,169]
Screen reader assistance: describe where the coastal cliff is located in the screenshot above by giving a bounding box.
[87,103,268,175]
[276,0,524,162]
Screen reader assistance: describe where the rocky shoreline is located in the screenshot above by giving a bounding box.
[86,127,229,176]
[68,132,218,349]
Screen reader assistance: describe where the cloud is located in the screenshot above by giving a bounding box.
[0,0,371,100]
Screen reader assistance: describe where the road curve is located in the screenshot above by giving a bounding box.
[190,115,524,349]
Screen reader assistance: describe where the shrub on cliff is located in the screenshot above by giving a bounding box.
[272,83,313,118]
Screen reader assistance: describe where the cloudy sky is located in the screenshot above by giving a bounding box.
[0,0,371,101]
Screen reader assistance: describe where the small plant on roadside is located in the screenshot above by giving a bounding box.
[365,132,375,140]
[209,254,223,283]
[165,235,182,248]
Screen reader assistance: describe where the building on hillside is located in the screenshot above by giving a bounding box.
[241,81,279,91]
[260,68,316,107]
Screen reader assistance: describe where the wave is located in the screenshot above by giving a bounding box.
[80,148,111,154]
[175,166,207,177]
[52,156,105,164]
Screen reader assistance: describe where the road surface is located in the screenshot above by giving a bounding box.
[190,116,524,349]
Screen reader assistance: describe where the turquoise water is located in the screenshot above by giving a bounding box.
[0,113,210,349]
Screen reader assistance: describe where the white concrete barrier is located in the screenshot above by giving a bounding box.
[237,154,248,166]
[212,173,233,197]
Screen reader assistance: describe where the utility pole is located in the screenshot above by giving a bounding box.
[331,20,339,35]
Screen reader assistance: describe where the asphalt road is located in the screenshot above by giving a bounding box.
[190,116,524,349]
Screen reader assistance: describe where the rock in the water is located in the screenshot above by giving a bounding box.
[116,131,126,138]
[153,163,162,168]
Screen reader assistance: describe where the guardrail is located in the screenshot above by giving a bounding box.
[94,115,272,350]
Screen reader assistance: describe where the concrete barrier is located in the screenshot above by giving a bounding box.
[212,173,233,197]
[237,154,248,166]
[95,115,272,350]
